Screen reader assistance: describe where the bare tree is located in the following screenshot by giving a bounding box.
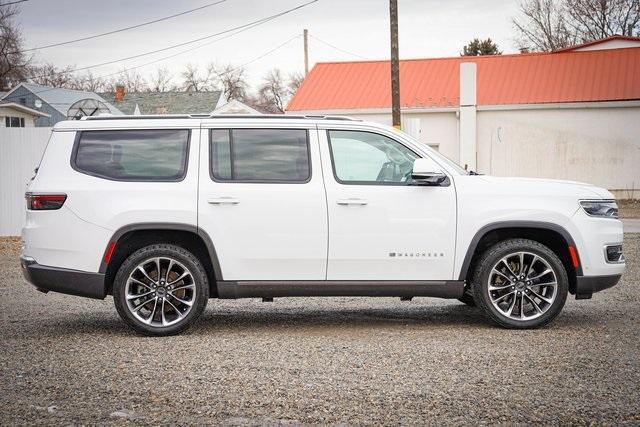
[181,63,200,92]
[28,62,77,88]
[215,63,249,101]
[513,0,576,51]
[150,66,173,92]
[181,63,212,92]
[251,69,304,113]
[0,2,31,90]
[117,68,148,92]
[514,0,640,51]
[73,70,105,92]
[103,77,119,93]
[565,0,640,41]
[287,71,304,96]
[256,68,287,113]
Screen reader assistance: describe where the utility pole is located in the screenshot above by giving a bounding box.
[303,29,309,76]
[389,0,401,129]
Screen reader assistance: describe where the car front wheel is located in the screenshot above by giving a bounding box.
[113,244,209,336]
[471,238,568,329]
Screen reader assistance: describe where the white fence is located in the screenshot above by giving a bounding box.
[0,128,52,236]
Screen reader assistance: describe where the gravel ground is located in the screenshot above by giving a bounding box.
[1,236,638,425]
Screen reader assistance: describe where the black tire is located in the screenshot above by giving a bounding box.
[458,292,476,307]
[113,244,209,336]
[471,238,568,329]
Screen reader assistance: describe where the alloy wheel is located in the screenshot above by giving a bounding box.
[487,251,558,321]
[125,257,196,328]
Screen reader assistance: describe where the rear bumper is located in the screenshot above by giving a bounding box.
[20,256,106,299]
[574,274,622,299]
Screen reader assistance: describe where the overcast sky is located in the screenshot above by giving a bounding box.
[18,0,519,89]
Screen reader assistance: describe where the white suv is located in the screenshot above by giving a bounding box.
[21,115,625,335]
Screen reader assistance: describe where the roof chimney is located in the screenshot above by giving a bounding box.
[519,47,529,54]
[115,85,125,102]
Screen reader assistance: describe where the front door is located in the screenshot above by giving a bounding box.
[318,127,457,280]
[198,125,327,280]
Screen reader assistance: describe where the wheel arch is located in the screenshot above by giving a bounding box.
[100,223,222,296]
[458,221,582,294]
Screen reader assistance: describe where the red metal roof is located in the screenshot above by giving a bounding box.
[287,47,640,111]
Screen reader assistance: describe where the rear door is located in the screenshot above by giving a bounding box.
[198,122,327,280]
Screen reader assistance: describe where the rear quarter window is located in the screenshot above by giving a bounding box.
[72,129,190,181]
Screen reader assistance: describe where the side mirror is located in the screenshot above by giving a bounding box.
[411,158,447,186]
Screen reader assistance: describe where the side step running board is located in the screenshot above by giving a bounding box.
[216,280,464,299]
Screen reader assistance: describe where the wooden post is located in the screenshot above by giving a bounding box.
[304,29,309,76]
[389,0,401,129]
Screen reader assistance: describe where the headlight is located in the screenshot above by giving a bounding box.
[580,200,618,218]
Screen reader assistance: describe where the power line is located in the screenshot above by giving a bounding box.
[109,26,300,81]
[28,25,256,97]
[67,21,278,82]
[14,0,227,54]
[0,0,28,6]
[26,0,319,81]
[224,34,301,74]
[35,34,302,104]
[309,34,366,59]
[29,14,301,96]
[106,35,302,105]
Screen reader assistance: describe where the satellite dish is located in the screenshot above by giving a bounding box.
[67,98,111,120]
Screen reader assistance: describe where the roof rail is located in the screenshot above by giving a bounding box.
[82,114,361,121]
[83,114,193,121]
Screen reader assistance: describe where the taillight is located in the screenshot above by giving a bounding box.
[26,193,67,210]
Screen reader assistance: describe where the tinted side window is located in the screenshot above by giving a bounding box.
[328,130,418,184]
[210,129,310,182]
[74,129,190,181]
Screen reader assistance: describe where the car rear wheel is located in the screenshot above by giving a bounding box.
[113,244,209,336]
[471,238,568,329]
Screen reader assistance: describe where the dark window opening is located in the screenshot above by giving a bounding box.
[73,129,190,181]
[210,128,310,183]
[5,117,25,127]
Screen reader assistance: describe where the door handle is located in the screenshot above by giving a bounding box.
[336,198,368,206]
[208,197,239,205]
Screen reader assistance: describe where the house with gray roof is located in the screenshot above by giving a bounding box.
[0,83,122,127]
[100,90,226,115]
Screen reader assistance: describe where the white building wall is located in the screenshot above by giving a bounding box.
[459,63,477,171]
[476,106,640,199]
[341,110,460,162]
[0,128,52,236]
[574,39,640,51]
[345,112,392,125]
[0,108,38,127]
